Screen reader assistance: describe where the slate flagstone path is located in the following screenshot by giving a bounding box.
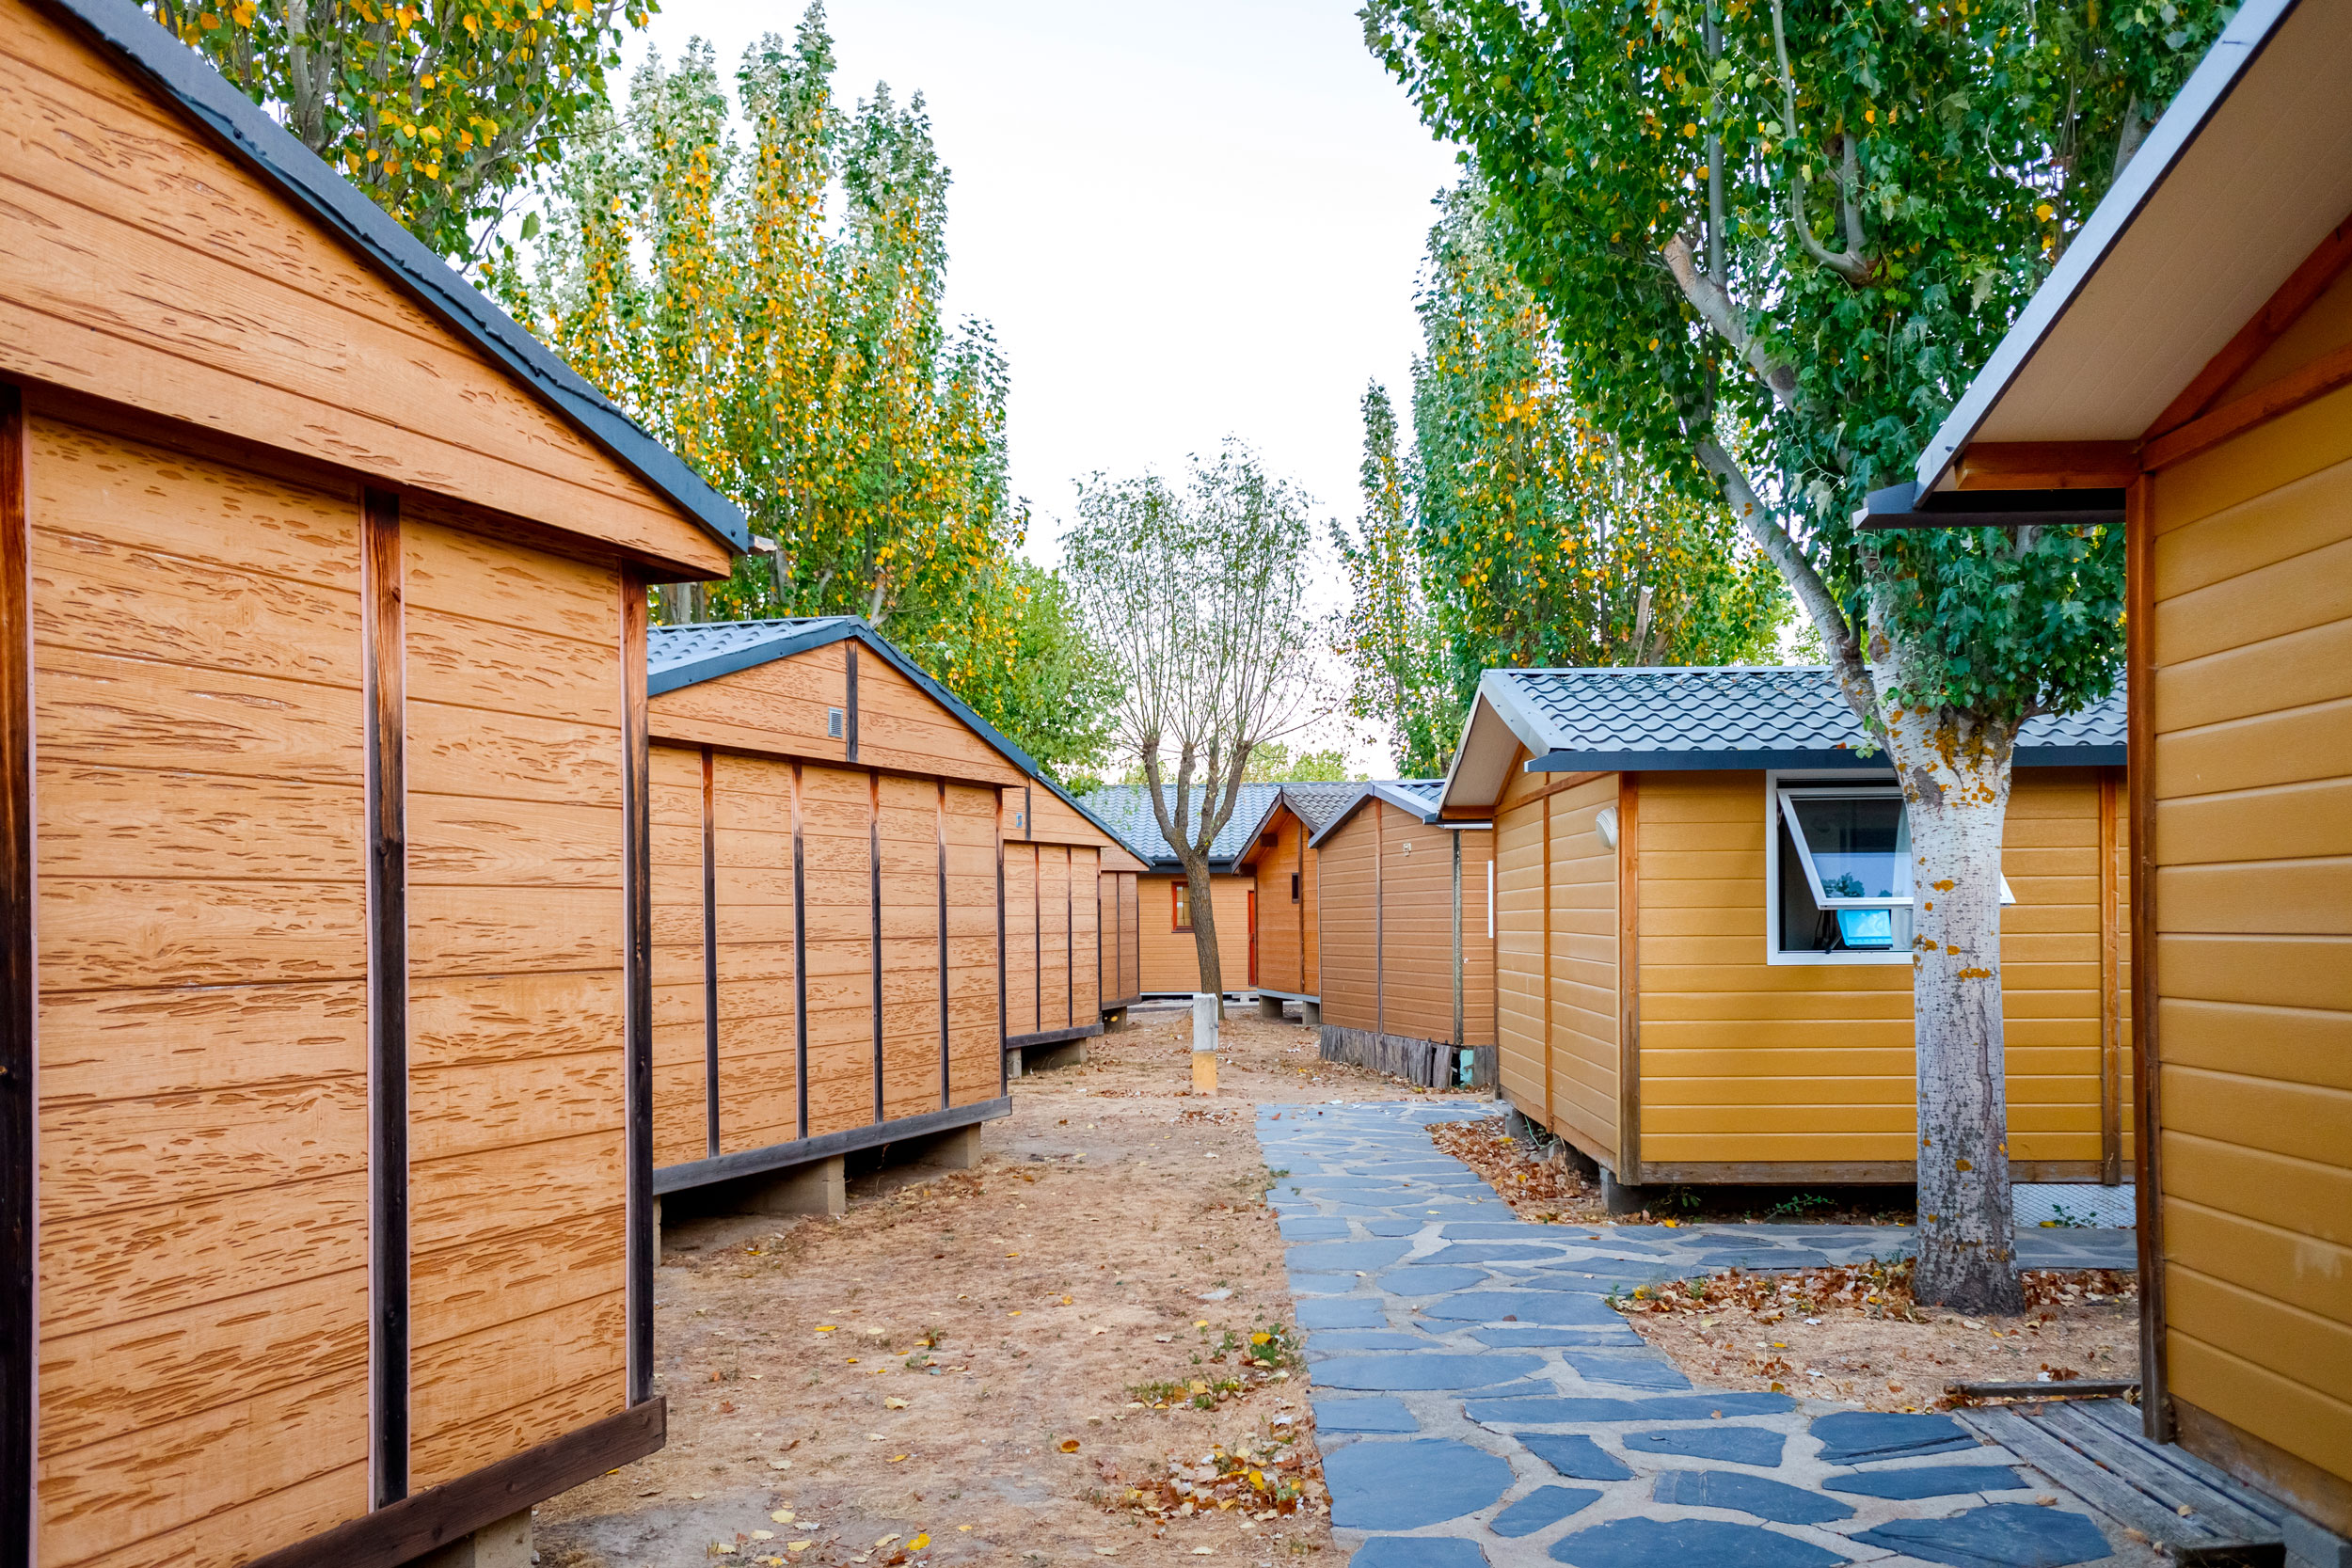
[1260,1101,2148,1568]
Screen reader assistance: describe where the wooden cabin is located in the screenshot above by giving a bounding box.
[1080,783,1277,996]
[640,619,1043,1214]
[1234,784,1359,1023]
[1001,773,1147,1069]
[1892,0,2352,1531]
[1304,784,1499,1088]
[0,3,746,1562]
[1438,668,2131,1194]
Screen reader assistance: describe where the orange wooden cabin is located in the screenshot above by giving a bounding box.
[0,1,744,1562]
[1079,784,1276,997]
[1895,0,2352,1534]
[1233,784,1360,1023]
[640,620,1045,1212]
[1304,784,1499,1088]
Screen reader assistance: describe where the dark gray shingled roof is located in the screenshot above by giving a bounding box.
[51,0,748,555]
[1078,784,1288,869]
[1484,666,2125,771]
[1274,783,1367,835]
[1303,780,1482,847]
[647,617,1131,848]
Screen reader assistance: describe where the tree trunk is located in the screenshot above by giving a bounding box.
[1184,860,1225,1018]
[1880,681,2026,1314]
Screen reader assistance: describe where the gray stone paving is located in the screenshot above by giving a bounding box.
[1260,1101,2150,1568]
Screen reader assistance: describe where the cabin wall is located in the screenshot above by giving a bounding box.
[644,736,1005,1167]
[30,418,373,1568]
[1136,873,1252,995]
[1316,813,1377,1033]
[0,0,725,577]
[1099,870,1141,1008]
[1493,772,1621,1167]
[1459,828,1499,1050]
[2144,377,2352,1516]
[400,515,628,1490]
[1632,768,2130,1180]
[999,843,1100,1040]
[1252,813,1314,998]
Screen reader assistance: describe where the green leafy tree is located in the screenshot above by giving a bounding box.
[1365,0,2226,1307]
[148,0,652,261]
[911,561,1122,794]
[496,8,1084,763]
[1336,188,1785,776]
[1242,743,1357,784]
[1065,444,1321,1013]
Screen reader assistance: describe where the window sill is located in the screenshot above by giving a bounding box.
[1766,947,1915,967]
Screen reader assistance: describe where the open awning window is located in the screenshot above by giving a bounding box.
[1778,786,2017,913]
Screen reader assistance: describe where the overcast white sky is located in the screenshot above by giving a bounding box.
[621,1,1460,768]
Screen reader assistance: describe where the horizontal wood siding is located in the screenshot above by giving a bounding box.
[855,656,1021,787]
[1460,829,1498,1049]
[1317,812,1377,1033]
[1005,847,1038,1037]
[1378,806,1456,1044]
[1098,870,1140,1007]
[1301,821,1321,998]
[401,517,627,1492]
[1493,782,1548,1132]
[1071,847,1100,1023]
[1634,768,2130,1170]
[30,419,372,1568]
[0,0,725,577]
[1544,776,1621,1164]
[710,753,800,1152]
[877,773,941,1119]
[1136,874,1251,994]
[1252,813,1308,997]
[648,744,708,1169]
[944,784,998,1105]
[2146,377,2352,1502]
[798,765,874,1137]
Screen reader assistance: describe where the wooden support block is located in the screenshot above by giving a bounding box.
[413,1507,532,1568]
[735,1156,845,1220]
[1022,1039,1088,1075]
[913,1124,980,1172]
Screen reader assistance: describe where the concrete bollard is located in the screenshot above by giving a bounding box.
[1191,991,1218,1095]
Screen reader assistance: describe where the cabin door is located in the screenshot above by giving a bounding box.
[1247,890,1258,987]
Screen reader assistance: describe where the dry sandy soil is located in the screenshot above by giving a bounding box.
[1433,1115,2141,1415]
[535,1004,1483,1568]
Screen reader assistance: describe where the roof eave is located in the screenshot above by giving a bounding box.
[1525,745,2124,771]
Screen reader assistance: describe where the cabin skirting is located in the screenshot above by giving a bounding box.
[1005,1022,1103,1052]
[1320,1024,1498,1090]
[1628,1158,2107,1186]
[244,1399,666,1568]
[653,1096,1010,1196]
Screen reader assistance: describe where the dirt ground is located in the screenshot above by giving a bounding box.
[535,1003,1480,1568]
[1430,1115,2140,1415]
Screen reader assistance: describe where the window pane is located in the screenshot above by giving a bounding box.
[1788,796,1909,902]
[1835,908,1896,949]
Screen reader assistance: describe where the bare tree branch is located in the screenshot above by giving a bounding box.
[1661,233,1804,410]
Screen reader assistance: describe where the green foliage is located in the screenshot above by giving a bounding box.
[148,0,651,261]
[1361,0,2228,724]
[495,7,1104,768]
[907,561,1121,794]
[1241,742,1355,784]
[1334,189,1786,775]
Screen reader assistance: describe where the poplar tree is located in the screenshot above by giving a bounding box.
[1365,0,2227,1307]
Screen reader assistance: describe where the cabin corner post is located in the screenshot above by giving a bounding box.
[0,383,35,1567]
[2124,474,2170,1441]
[1615,775,1641,1185]
[620,570,655,1408]
[995,793,1009,1097]
[936,782,950,1111]
[702,748,719,1160]
[2098,767,2122,1186]
[1452,831,1464,1050]
[361,486,410,1507]
[791,763,809,1142]
[869,770,884,1127]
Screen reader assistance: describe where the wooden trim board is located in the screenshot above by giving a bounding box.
[654,1098,1012,1196]
[362,485,411,1505]
[2145,215,2352,442]
[2175,1399,2352,1541]
[2125,475,2170,1442]
[702,747,720,1159]
[1616,774,1641,1184]
[621,570,656,1409]
[2142,338,2352,470]
[846,641,861,763]
[869,769,885,1127]
[244,1401,668,1568]
[937,781,951,1113]
[996,793,1009,1096]
[792,761,810,1142]
[1635,1160,2106,1185]
[2099,767,2122,1187]
[0,381,33,1568]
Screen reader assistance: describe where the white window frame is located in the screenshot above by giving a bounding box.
[1764,770,2012,966]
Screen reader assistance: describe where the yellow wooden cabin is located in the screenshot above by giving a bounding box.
[1080,784,1276,997]
[1282,784,1498,1087]
[1000,771,1148,1070]
[640,620,1044,1216]
[1438,668,2131,1196]
[1890,0,2352,1532]
[0,1,747,1561]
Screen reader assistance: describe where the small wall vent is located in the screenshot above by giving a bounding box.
[826,706,845,739]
